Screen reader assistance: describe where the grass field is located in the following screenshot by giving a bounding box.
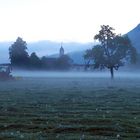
[0,74,140,139]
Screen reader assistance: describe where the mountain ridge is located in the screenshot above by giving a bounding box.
[0,41,92,63]
[127,24,140,52]
[0,24,140,63]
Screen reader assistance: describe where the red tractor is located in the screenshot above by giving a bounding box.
[0,64,14,80]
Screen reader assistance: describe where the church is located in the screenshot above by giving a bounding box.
[59,45,64,57]
[43,44,65,69]
[59,44,65,57]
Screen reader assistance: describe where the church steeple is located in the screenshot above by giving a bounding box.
[59,42,64,57]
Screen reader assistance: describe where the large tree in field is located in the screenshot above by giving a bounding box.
[84,25,137,79]
[9,37,29,67]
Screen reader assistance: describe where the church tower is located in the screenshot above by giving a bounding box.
[59,43,64,57]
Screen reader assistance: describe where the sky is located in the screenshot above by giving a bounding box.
[0,0,140,42]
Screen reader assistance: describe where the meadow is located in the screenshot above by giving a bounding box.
[0,72,140,139]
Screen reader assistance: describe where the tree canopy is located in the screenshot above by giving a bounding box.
[9,37,73,70]
[29,52,42,69]
[84,25,137,79]
[56,55,73,70]
[9,37,29,67]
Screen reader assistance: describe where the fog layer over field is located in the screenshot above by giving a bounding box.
[12,70,140,79]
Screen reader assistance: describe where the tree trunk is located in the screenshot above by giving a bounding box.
[110,67,114,79]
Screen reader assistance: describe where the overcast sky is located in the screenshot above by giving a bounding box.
[0,0,140,42]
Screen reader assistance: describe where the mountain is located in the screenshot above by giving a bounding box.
[47,50,87,64]
[27,41,92,56]
[127,24,140,52]
[67,51,86,64]
[68,25,140,64]
[0,24,139,64]
[0,40,92,63]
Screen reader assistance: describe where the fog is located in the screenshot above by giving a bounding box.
[12,70,140,79]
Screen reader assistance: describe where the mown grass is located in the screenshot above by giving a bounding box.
[0,77,140,139]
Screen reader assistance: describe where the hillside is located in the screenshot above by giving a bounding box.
[68,51,85,64]
[0,24,140,64]
[69,24,140,64]
[127,24,140,52]
[0,41,92,63]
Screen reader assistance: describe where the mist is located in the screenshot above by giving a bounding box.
[12,69,140,79]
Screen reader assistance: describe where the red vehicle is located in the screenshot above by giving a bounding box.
[0,64,14,80]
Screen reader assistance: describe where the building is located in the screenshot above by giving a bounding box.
[59,43,64,57]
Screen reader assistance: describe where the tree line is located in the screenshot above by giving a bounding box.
[8,25,137,78]
[9,37,72,70]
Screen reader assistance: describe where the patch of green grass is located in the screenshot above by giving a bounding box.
[0,77,140,139]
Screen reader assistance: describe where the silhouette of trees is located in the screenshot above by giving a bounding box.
[40,55,72,70]
[29,52,42,69]
[84,25,137,79]
[9,37,29,67]
[56,55,73,70]
[9,37,73,70]
[41,56,57,70]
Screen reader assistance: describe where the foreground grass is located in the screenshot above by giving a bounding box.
[0,77,140,139]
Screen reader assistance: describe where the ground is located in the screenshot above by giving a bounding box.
[0,75,140,139]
